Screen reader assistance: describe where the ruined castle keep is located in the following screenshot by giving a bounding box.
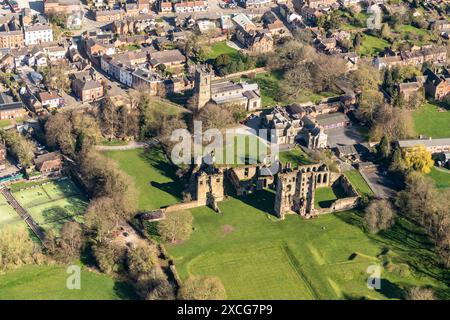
[274,163,331,219]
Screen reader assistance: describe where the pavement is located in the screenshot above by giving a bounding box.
[325,125,366,148]
[359,164,398,199]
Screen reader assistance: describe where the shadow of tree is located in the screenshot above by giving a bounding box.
[376,279,405,299]
[113,281,138,300]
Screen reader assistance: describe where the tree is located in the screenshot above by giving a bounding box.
[349,64,381,91]
[364,199,396,233]
[197,103,237,130]
[85,196,121,242]
[92,240,127,275]
[45,112,76,156]
[42,65,70,92]
[0,129,34,167]
[402,145,434,174]
[133,266,175,300]
[157,210,193,244]
[357,90,385,125]
[126,244,158,280]
[45,221,83,262]
[178,276,226,300]
[0,227,45,273]
[406,287,435,300]
[377,135,391,159]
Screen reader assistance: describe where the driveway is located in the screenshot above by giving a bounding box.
[359,165,398,199]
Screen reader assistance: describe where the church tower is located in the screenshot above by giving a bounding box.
[194,65,212,110]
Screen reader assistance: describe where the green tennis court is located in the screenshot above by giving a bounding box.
[12,179,87,234]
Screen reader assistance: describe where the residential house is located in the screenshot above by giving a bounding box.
[131,67,164,95]
[174,1,208,13]
[374,46,447,70]
[243,0,272,8]
[95,9,124,23]
[38,91,62,108]
[24,24,53,45]
[149,49,186,69]
[422,68,450,101]
[71,72,104,103]
[34,152,63,174]
[159,0,173,12]
[398,82,423,101]
[44,0,83,15]
[0,91,26,120]
[0,15,24,49]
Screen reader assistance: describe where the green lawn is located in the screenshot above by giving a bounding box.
[207,41,239,60]
[243,71,338,108]
[166,192,450,299]
[344,170,374,197]
[0,194,25,230]
[315,187,338,208]
[100,139,129,147]
[0,119,11,128]
[413,103,450,138]
[428,167,450,189]
[0,265,135,300]
[12,179,87,235]
[149,97,186,116]
[105,148,183,211]
[357,34,390,57]
[279,147,313,166]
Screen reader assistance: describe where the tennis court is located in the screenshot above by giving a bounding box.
[12,179,87,234]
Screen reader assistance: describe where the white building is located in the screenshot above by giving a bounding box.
[24,25,53,45]
[119,67,134,87]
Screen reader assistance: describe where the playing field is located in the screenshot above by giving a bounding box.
[167,192,450,299]
[0,265,136,300]
[11,179,87,234]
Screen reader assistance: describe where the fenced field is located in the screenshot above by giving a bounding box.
[11,179,87,234]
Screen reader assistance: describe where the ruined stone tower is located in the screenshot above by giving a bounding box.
[194,65,212,110]
[274,163,330,219]
[194,166,224,212]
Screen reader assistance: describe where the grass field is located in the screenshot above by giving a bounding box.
[166,192,450,299]
[242,71,339,108]
[344,170,374,197]
[428,167,450,189]
[0,265,135,300]
[105,148,183,211]
[279,147,313,166]
[207,41,239,60]
[12,179,87,234]
[357,34,390,57]
[0,194,25,230]
[315,187,338,208]
[413,103,450,138]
